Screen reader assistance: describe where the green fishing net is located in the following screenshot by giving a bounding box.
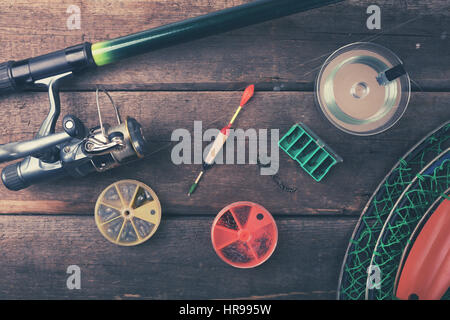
[338,122,450,300]
[368,152,450,299]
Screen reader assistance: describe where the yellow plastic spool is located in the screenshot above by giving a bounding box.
[95,180,162,246]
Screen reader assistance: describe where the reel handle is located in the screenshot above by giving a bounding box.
[63,115,86,139]
[0,132,72,164]
[0,113,85,164]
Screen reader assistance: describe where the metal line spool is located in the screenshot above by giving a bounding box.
[211,201,278,268]
[95,180,162,246]
[315,42,411,135]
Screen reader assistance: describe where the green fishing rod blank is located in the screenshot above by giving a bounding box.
[90,0,343,66]
[0,0,343,94]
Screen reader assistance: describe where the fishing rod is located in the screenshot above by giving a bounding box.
[0,0,342,94]
[0,0,343,191]
[188,85,255,196]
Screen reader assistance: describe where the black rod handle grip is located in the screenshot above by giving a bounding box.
[0,61,16,94]
[0,42,95,95]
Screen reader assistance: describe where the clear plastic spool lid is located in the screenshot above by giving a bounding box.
[315,42,411,135]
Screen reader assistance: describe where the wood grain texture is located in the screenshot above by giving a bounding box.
[0,0,448,90]
[0,215,356,299]
[0,0,448,300]
[0,91,448,215]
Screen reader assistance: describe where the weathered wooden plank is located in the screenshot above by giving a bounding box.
[0,215,356,299]
[0,0,448,90]
[0,91,448,215]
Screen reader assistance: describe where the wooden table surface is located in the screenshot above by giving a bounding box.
[0,0,448,299]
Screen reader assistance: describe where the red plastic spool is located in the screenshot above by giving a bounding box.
[211,201,278,268]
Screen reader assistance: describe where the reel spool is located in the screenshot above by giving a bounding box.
[315,42,410,136]
[211,201,278,268]
[95,179,161,246]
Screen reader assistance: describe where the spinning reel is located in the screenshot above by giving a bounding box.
[0,72,146,191]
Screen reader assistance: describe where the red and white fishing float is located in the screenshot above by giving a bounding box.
[188,85,255,196]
